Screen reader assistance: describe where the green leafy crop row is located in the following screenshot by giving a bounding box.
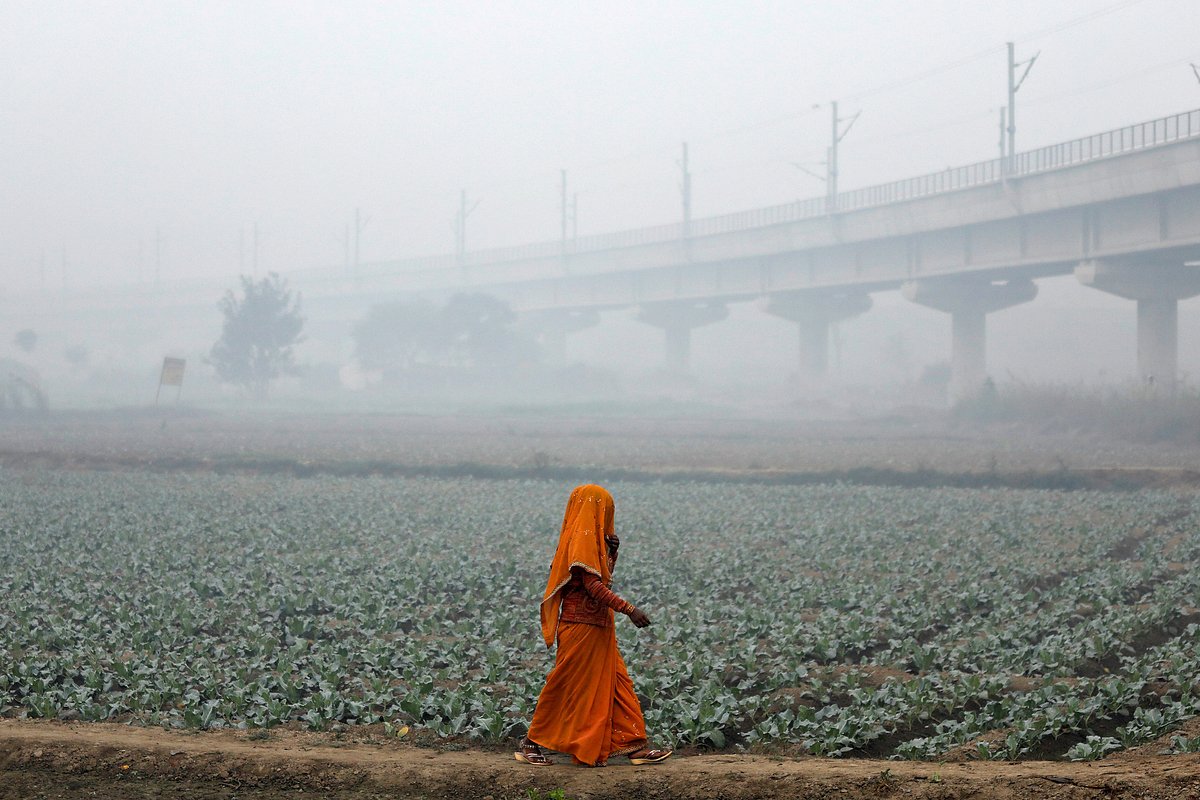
[1,469,1196,760]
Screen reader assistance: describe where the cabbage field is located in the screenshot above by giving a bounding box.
[2,467,1198,761]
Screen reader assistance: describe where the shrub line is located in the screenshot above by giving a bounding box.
[3,449,1197,492]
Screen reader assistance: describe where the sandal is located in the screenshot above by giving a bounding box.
[628,747,672,765]
[514,739,553,766]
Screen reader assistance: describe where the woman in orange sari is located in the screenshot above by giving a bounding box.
[515,484,672,767]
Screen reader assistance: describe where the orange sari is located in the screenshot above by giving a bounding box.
[527,485,648,766]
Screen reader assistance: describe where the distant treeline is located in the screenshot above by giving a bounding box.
[956,382,1200,443]
[352,293,537,378]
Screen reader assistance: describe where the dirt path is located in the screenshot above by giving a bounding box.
[4,721,1200,800]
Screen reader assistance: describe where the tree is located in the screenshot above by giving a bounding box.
[352,293,532,377]
[63,344,89,371]
[438,292,528,369]
[352,301,439,376]
[13,329,37,353]
[210,273,304,397]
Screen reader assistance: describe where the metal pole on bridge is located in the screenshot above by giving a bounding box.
[826,101,859,213]
[1007,41,1039,160]
[460,190,466,259]
[560,169,568,256]
[1007,42,1015,158]
[454,189,480,269]
[678,142,692,239]
[999,107,1008,176]
[352,208,369,279]
[828,101,838,212]
[456,189,466,266]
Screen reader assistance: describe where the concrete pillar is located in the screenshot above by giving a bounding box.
[950,308,986,396]
[635,301,728,372]
[761,291,872,379]
[798,318,830,377]
[902,277,1037,400]
[1138,298,1177,389]
[522,309,600,366]
[1075,260,1200,391]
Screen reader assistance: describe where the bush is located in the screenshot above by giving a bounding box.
[954,382,1200,443]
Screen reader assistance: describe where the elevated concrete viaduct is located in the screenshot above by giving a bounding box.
[420,108,1200,397]
[8,109,1200,401]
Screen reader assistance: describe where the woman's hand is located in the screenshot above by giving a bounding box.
[627,606,651,628]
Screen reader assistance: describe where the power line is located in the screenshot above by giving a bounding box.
[564,0,1156,180]
[407,0,1162,211]
[845,0,1147,104]
[1020,0,1150,42]
[549,47,1199,213]
[853,107,998,147]
[1023,52,1200,107]
[843,46,1003,103]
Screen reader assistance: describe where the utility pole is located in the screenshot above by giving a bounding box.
[456,189,466,262]
[1006,41,1039,160]
[560,169,568,255]
[352,207,369,274]
[334,223,350,272]
[828,102,838,211]
[826,100,860,213]
[999,107,1007,164]
[453,189,480,266]
[678,142,692,238]
[355,208,361,270]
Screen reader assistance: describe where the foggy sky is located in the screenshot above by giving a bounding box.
[3,0,1199,291]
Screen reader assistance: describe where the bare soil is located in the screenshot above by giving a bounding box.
[4,720,1200,800]
[3,411,1200,490]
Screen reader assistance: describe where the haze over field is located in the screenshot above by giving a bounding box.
[2,0,1199,409]
[9,7,1200,794]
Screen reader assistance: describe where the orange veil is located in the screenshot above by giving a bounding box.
[539,484,615,647]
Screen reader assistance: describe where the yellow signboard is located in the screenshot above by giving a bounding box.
[156,357,186,404]
[160,357,186,387]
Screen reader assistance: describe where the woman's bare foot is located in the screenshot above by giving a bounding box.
[514,738,553,766]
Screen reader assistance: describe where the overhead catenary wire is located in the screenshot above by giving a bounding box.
[844,0,1147,102]
[44,0,1178,279]
[482,0,1163,206]
[1023,52,1200,107]
[476,3,1157,195]
[695,49,1199,200]
[397,0,1166,228]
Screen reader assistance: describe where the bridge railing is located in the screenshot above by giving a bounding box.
[837,108,1200,213]
[1008,108,1200,176]
[312,107,1200,283]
